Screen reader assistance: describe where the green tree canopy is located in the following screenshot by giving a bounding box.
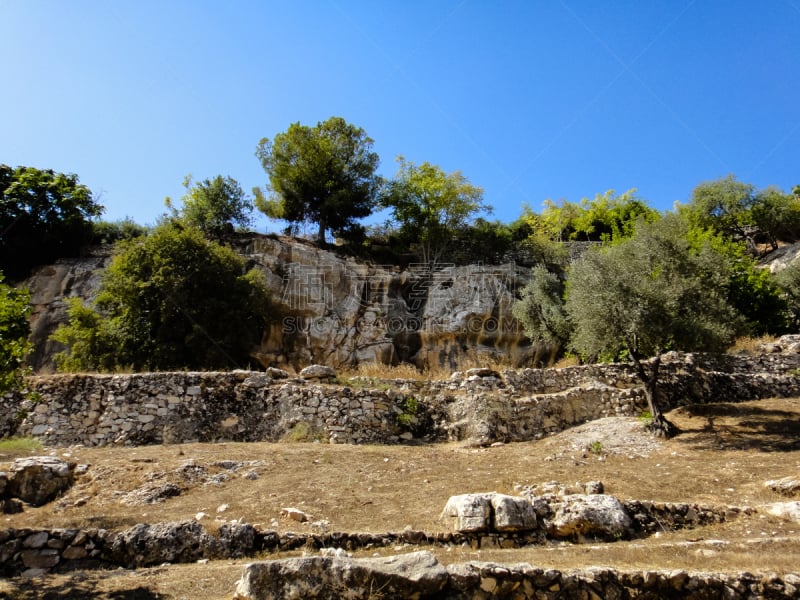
[564,214,741,437]
[52,224,272,372]
[167,175,254,238]
[681,175,800,255]
[382,157,490,266]
[527,190,658,243]
[0,165,103,280]
[255,116,381,243]
[0,275,31,392]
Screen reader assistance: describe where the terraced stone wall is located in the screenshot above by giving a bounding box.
[1,352,799,448]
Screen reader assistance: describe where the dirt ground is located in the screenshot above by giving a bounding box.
[1,397,799,599]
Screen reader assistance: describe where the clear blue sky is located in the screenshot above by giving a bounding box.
[2,1,799,232]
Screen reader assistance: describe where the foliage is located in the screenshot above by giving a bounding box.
[527,190,658,243]
[681,175,800,254]
[0,275,31,392]
[564,214,740,435]
[255,116,381,243]
[0,164,103,279]
[382,157,490,266]
[52,223,272,372]
[166,175,254,238]
[91,218,149,244]
[512,264,570,363]
[775,261,800,331]
[0,436,43,457]
[684,217,789,335]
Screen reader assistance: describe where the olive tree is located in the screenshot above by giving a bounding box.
[512,264,570,365]
[565,214,741,437]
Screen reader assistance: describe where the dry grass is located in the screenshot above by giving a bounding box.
[727,334,778,355]
[2,398,800,599]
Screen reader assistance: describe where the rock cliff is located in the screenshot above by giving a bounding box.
[21,235,534,372]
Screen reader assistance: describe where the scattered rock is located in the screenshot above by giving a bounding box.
[465,368,500,379]
[7,457,76,506]
[299,365,336,380]
[119,483,181,506]
[585,481,605,495]
[765,476,800,497]
[762,501,800,523]
[234,550,448,600]
[280,507,310,522]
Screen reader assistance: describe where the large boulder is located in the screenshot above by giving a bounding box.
[298,365,336,380]
[234,550,448,600]
[440,493,493,532]
[490,494,537,531]
[110,521,215,567]
[548,494,632,540]
[7,456,76,506]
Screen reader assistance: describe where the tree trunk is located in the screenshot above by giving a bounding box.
[316,219,327,245]
[631,352,679,438]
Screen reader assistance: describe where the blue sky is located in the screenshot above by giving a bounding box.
[2,1,799,233]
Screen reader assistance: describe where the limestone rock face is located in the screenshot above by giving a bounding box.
[7,456,76,506]
[23,236,532,371]
[234,551,448,600]
[548,494,632,540]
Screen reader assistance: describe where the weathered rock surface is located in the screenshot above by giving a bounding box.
[548,494,632,540]
[110,521,215,567]
[490,493,538,531]
[440,494,493,532]
[7,456,76,506]
[766,475,800,497]
[762,501,800,523]
[298,365,336,380]
[234,550,448,600]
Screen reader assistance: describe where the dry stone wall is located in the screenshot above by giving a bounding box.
[2,352,800,448]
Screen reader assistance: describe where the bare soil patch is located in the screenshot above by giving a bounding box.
[2,397,800,599]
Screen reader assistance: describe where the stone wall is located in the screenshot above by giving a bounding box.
[3,352,800,448]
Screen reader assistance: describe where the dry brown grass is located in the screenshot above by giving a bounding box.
[2,397,800,599]
[727,334,778,355]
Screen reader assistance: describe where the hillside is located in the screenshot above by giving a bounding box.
[1,397,800,598]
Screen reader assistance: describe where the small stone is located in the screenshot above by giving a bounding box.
[280,507,310,522]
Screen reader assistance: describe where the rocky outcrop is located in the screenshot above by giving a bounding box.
[21,235,533,372]
[5,457,76,507]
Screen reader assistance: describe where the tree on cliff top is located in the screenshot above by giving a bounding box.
[564,214,741,437]
[382,157,489,266]
[52,223,272,372]
[255,116,381,243]
[0,165,103,280]
[166,174,254,239]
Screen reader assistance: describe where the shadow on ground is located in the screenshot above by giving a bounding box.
[671,401,800,452]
